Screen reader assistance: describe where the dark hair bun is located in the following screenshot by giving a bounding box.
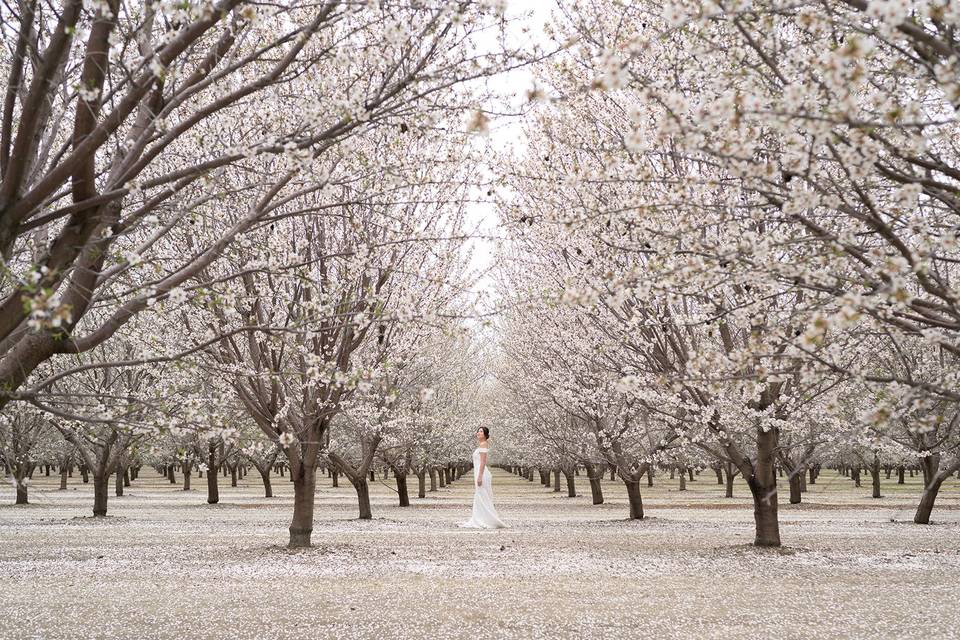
[480,426,490,439]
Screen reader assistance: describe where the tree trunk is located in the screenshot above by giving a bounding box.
[182,465,191,491]
[259,466,273,498]
[914,475,946,524]
[553,469,561,492]
[564,470,576,497]
[679,468,686,491]
[417,471,426,499]
[81,465,89,483]
[353,477,372,519]
[438,466,446,488]
[647,467,653,487]
[748,429,780,547]
[725,463,736,498]
[115,467,124,497]
[93,473,109,516]
[898,466,905,484]
[808,467,816,485]
[429,467,437,491]
[230,465,238,488]
[167,465,175,484]
[715,467,723,484]
[15,479,27,504]
[870,454,882,499]
[852,467,861,487]
[625,478,644,519]
[583,463,603,504]
[207,443,220,504]
[59,466,68,490]
[688,467,695,481]
[788,472,801,504]
[289,465,317,547]
[609,466,616,481]
[396,472,410,507]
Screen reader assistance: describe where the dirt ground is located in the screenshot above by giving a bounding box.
[2,466,959,639]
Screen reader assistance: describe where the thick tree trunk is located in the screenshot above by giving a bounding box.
[647,467,653,487]
[289,465,317,547]
[332,470,339,487]
[715,467,723,484]
[115,467,124,497]
[429,467,437,491]
[438,466,446,488]
[897,466,905,484]
[167,465,175,484]
[93,473,109,516]
[553,469,561,492]
[396,472,410,507]
[182,466,191,491]
[679,468,686,491]
[207,444,219,504]
[81,465,89,483]
[808,467,817,485]
[230,465,238,488]
[852,467,861,487]
[688,467,695,481]
[59,466,68,490]
[748,429,780,546]
[15,479,27,504]
[609,466,616,481]
[353,477,372,519]
[624,478,644,519]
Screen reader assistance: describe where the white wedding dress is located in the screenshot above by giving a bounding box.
[460,447,507,529]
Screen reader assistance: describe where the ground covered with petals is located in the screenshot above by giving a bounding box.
[2,469,959,639]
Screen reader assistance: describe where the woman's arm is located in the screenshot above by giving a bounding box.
[477,452,487,486]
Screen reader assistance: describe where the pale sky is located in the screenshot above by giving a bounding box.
[464,1,556,302]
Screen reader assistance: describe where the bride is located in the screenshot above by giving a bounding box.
[460,426,508,529]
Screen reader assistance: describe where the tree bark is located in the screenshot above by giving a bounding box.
[438,466,446,488]
[429,467,437,491]
[207,443,219,504]
[258,465,273,498]
[352,477,372,519]
[182,465,191,491]
[167,465,175,484]
[870,454,882,499]
[897,466,905,484]
[93,473,109,516]
[115,467,124,497]
[416,471,426,499]
[59,466,68,490]
[788,472,801,504]
[624,478,644,519]
[679,467,686,491]
[396,472,410,507]
[725,466,735,498]
[563,470,576,497]
[289,464,317,547]
[230,464,238,488]
[15,479,27,504]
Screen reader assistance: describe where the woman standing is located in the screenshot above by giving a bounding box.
[460,426,508,529]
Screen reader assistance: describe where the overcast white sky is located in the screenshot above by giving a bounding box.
[463,1,556,301]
